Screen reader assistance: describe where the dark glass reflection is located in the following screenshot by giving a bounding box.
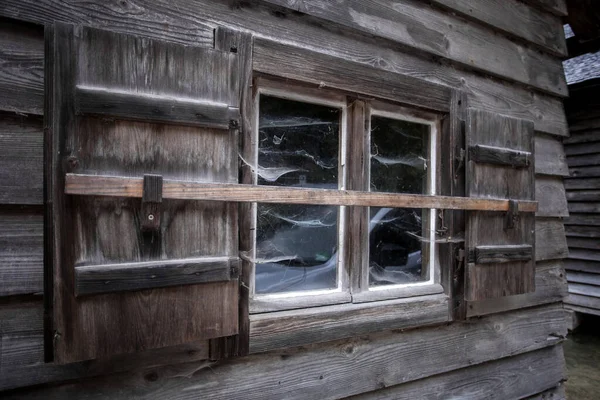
[369,116,430,287]
[255,95,340,294]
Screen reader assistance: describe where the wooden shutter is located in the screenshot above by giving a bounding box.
[44,23,250,363]
[465,109,535,301]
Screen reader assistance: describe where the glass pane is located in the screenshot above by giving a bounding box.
[255,95,340,294]
[369,116,431,287]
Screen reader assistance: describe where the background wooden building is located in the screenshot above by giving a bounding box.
[563,27,600,318]
[0,0,578,398]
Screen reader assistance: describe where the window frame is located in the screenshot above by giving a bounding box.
[248,76,447,312]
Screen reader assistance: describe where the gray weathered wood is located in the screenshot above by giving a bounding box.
[566,190,600,202]
[564,178,600,191]
[346,346,566,400]
[536,219,569,261]
[0,18,44,115]
[427,0,567,56]
[565,259,600,273]
[254,40,451,113]
[566,153,600,167]
[566,271,600,287]
[535,133,569,176]
[46,23,242,363]
[566,293,600,310]
[565,213,600,226]
[75,257,239,296]
[467,260,567,317]
[566,236,600,250]
[536,176,569,218]
[568,165,600,178]
[75,85,239,129]
[0,0,570,137]
[521,0,568,16]
[261,0,567,96]
[564,141,600,156]
[0,113,43,204]
[524,384,567,400]
[471,245,533,264]
[250,294,449,354]
[468,144,530,168]
[64,173,538,212]
[0,208,43,296]
[1,303,567,397]
[563,130,600,144]
[568,202,600,214]
[466,109,536,300]
[567,249,600,262]
[564,304,600,318]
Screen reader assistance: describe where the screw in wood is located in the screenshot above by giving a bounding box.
[147,214,155,221]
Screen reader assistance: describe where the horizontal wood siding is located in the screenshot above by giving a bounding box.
[0,0,569,398]
[564,80,600,316]
[1,304,567,397]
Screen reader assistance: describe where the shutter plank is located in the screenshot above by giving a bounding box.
[466,109,536,300]
[47,23,246,363]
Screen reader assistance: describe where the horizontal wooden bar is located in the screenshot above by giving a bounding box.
[65,174,538,212]
[470,245,533,264]
[75,85,239,129]
[469,144,531,168]
[75,256,239,296]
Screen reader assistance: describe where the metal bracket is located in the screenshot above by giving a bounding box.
[141,174,163,232]
[504,199,519,230]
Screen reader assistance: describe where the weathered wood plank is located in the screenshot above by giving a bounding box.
[563,130,600,144]
[0,113,43,204]
[75,85,239,129]
[535,133,569,177]
[568,202,600,214]
[565,213,600,226]
[468,144,531,168]
[0,208,43,296]
[254,40,452,112]
[568,165,600,179]
[564,304,600,317]
[536,176,569,218]
[564,141,600,156]
[64,173,538,212]
[569,119,600,132]
[427,0,567,56]
[524,384,567,400]
[520,0,568,17]
[75,257,239,296]
[346,346,566,400]
[1,304,567,397]
[567,249,600,262]
[566,237,600,250]
[0,18,44,115]
[566,293,600,310]
[471,245,533,264]
[566,153,600,167]
[565,259,600,273]
[467,260,567,317]
[536,219,569,261]
[0,0,570,137]
[250,294,449,354]
[566,190,600,202]
[564,178,600,190]
[566,271,600,287]
[262,0,567,96]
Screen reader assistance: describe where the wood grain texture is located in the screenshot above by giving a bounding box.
[565,153,600,167]
[521,0,568,16]
[47,24,242,363]
[253,39,451,112]
[536,176,569,218]
[1,304,567,398]
[471,245,532,264]
[0,18,44,115]
[0,208,43,296]
[262,0,567,96]
[1,0,570,137]
[427,0,566,56]
[468,144,530,168]
[566,237,600,250]
[75,85,239,129]
[346,346,566,400]
[535,133,569,177]
[0,113,43,204]
[65,173,538,212]
[467,260,567,317]
[525,385,567,400]
[250,294,449,354]
[74,257,239,296]
[466,109,536,300]
[536,219,569,261]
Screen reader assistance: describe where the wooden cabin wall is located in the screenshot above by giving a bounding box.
[0,0,570,398]
[564,79,600,317]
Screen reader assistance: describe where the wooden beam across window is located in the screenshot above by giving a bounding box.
[65,173,538,212]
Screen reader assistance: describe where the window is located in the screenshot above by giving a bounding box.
[250,79,442,310]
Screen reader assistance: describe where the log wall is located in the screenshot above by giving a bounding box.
[0,1,569,398]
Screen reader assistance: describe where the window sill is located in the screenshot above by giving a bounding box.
[352,283,444,303]
[250,291,352,314]
[249,293,450,354]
